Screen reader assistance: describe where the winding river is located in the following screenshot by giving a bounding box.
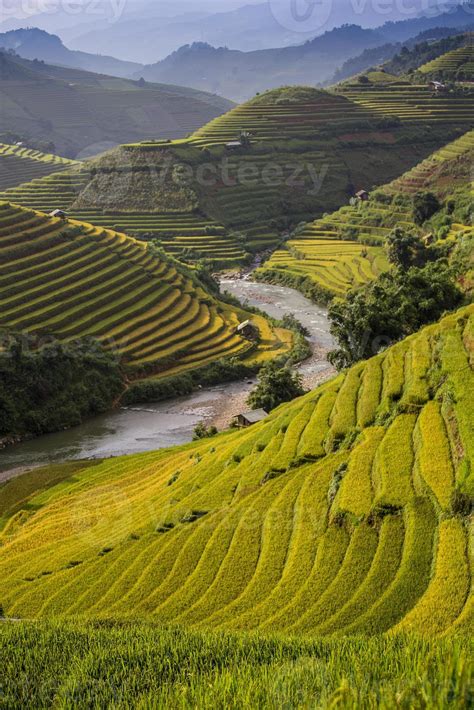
[0,279,334,475]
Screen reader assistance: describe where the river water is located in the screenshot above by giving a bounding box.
[0,279,334,475]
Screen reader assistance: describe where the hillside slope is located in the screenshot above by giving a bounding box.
[0,51,233,158]
[2,83,470,261]
[257,130,473,301]
[330,28,474,85]
[0,142,77,190]
[418,38,474,79]
[0,28,142,78]
[0,201,289,377]
[0,304,472,634]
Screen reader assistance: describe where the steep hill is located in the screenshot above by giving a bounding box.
[0,52,233,158]
[2,83,470,261]
[384,31,473,77]
[0,142,77,190]
[330,27,474,85]
[0,201,290,378]
[418,38,474,79]
[257,130,473,301]
[0,304,472,635]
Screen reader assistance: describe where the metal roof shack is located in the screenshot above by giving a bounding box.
[49,209,67,219]
[236,409,268,427]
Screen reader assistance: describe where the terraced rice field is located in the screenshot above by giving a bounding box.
[0,201,289,374]
[68,210,247,265]
[258,130,473,299]
[0,169,246,267]
[385,129,474,195]
[337,82,474,124]
[255,193,394,298]
[418,41,474,78]
[186,90,376,148]
[0,304,472,635]
[0,143,77,190]
[259,238,388,298]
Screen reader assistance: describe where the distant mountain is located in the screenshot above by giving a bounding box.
[137,25,387,101]
[61,0,458,64]
[136,4,474,100]
[0,52,233,157]
[0,28,142,78]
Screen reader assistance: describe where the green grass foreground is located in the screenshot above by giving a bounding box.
[0,621,472,708]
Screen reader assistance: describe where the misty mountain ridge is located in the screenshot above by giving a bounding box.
[136,4,474,99]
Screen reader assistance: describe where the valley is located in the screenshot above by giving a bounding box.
[0,22,472,707]
[0,279,333,473]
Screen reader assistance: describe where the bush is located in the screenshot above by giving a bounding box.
[451,489,473,517]
[413,191,441,226]
[193,423,218,440]
[247,361,305,412]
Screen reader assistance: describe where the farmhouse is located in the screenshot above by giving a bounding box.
[237,320,259,340]
[49,209,67,220]
[355,189,369,201]
[429,80,447,92]
[236,408,268,427]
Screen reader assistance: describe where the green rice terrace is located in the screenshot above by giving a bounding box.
[0,201,290,377]
[0,151,249,267]
[1,79,471,266]
[336,78,474,123]
[0,142,77,190]
[0,304,472,633]
[257,130,474,301]
[418,39,474,79]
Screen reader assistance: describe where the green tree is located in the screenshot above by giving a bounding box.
[193,422,218,440]
[247,361,305,412]
[328,262,462,369]
[386,227,428,270]
[413,191,441,226]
